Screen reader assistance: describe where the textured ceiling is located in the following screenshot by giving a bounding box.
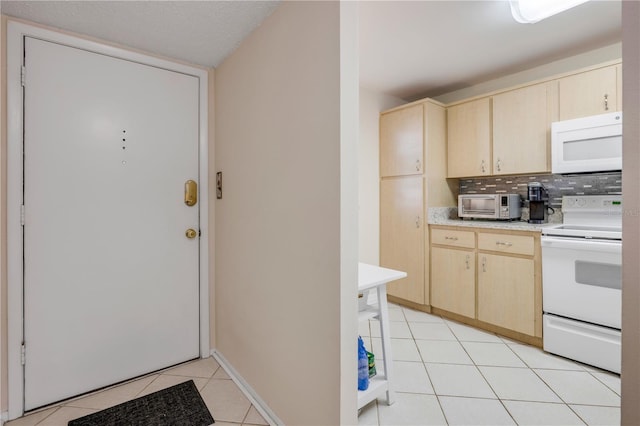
[0,1,622,100]
[359,0,622,100]
[0,0,281,68]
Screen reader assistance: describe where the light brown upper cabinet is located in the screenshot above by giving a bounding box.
[492,82,557,175]
[447,98,491,178]
[379,100,454,309]
[380,104,424,177]
[559,65,619,121]
[380,176,425,304]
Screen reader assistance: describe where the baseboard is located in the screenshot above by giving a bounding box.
[211,350,282,426]
[1,410,8,426]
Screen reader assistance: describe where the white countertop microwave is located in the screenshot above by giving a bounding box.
[551,111,622,174]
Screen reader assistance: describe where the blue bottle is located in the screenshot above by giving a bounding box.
[358,336,369,391]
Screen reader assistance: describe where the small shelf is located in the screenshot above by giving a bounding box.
[358,306,379,322]
[357,264,404,412]
[357,375,389,410]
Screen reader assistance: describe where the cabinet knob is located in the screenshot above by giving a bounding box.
[445,236,459,241]
[481,160,486,173]
[416,216,421,228]
[496,158,502,172]
[482,256,487,272]
[604,94,609,111]
[495,241,513,247]
[416,159,421,172]
[465,254,470,270]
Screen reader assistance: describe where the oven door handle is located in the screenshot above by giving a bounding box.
[541,236,622,254]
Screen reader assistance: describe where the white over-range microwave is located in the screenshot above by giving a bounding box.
[551,111,622,174]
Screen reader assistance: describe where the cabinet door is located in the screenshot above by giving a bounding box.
[380,177,424,304]
[492,83,555,175]
[447,98,491,178]
[477,253,535,336]
[431,246,475,318]
[380,104,423,177]
[559,66,618,121]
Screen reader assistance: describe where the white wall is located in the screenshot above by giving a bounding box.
[339,2,359,424]
[621,2,640,423]
[435,43,621,104]
[214,2,358,424]
[1,14,6,416]
[358,88,405,265]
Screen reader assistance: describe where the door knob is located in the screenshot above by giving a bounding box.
[185,229,198,239]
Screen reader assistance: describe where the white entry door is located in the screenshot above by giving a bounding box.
[23,37,200,410]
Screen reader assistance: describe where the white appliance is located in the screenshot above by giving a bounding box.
[551,111,622,174]
[458,194,521,220]
[541,195,622,373]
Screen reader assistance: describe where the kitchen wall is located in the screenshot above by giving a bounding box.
[214,2,357,424]
[459,171,622,210]
[434,43,622,104]
[359,88,405,265]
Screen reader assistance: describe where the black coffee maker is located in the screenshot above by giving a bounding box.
[528,182,548,224]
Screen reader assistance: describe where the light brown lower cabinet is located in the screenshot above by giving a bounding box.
[477,253,535,336]
[430,225,542,346]
[430,247,475,318]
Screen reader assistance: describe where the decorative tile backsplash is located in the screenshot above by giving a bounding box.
[458,171,622,208]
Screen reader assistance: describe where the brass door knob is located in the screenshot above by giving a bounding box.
[185,229,198,239]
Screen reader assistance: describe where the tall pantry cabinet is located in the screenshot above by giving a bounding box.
[380,100,456,308]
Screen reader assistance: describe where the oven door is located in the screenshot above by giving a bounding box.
[541,236,621,329]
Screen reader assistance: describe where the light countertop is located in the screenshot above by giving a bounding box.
[427,207,558,232]
[428,218,549,232]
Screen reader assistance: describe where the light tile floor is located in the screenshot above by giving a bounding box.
[359,303,621,426]
[7,357,268,426]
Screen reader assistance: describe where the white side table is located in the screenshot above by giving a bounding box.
[357,262,407,410]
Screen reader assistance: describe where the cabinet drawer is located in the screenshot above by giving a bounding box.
[431,228,475,248]
[478,233,534,256]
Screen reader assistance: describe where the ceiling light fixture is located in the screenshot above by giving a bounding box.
[510,0,590,24]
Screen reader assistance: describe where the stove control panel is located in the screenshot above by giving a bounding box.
[562,195,622,213]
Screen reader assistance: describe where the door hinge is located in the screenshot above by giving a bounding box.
[20,205,25,226]
[21,66,26,87]
[20,343,26,366]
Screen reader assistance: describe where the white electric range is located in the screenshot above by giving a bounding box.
[541,195,622,373]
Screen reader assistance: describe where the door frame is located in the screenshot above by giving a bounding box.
[6,21,210,419]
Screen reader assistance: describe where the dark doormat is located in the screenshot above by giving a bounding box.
[68,380,214,426]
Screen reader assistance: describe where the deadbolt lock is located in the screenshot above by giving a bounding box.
[185,228,198,239]
[184,180,198,206]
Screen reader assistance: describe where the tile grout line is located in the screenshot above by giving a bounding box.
[400,307,451,426]
[531,367,621,410]
[368,305,619,426]
[32,406,61,426]
[500,343,580,424]
[444,322,521,424]
[516,355,614,424]
[403,308,444,411]
[585,370,622,396]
